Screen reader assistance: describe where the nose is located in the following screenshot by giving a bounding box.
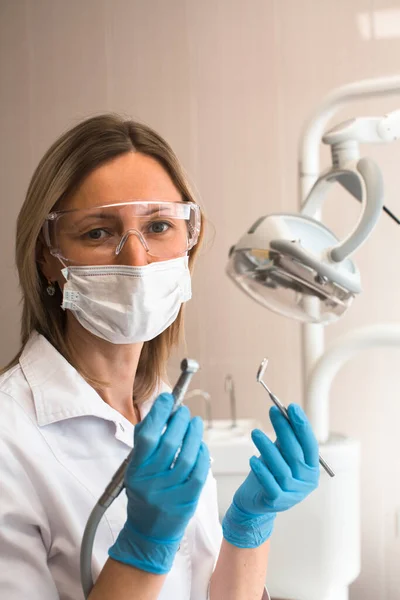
[115,230,150,266]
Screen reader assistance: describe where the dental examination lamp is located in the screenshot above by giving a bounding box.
[227,77,400,600]
[227,111,400,325]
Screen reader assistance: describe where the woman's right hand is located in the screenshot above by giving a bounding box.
[108,392,210,575]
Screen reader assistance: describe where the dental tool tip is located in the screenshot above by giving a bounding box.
[180,358,200,373]
[256,358,269,382]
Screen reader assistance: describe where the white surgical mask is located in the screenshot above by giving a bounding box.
[60,256,191,344]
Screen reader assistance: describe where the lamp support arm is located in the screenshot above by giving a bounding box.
[306,324,400,443]
[298,76,400,410]
[299,75,400,202]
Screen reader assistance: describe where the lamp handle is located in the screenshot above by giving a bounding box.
[301,157,384,262]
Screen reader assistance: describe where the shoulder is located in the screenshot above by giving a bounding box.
[0,360,24,393]
[0,371,48,508]
[0,359,51,472]
[0,362,38,432]
[0,332,49,429]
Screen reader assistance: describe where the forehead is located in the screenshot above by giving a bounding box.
[64,152,182,211]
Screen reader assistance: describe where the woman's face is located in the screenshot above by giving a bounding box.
[40,152,183,284]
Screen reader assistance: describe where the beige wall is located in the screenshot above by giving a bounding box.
[1,1,400,598]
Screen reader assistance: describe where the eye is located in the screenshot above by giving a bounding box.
[148,221,171,234]
[86,228,109,240]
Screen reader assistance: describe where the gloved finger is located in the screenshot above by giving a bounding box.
[287,404,320,468]
[269,406,306,476]
[178,441,210,502]
[133,393,175,463]
[251,456,313,511]
[249,455,282,506]
[151,405,191,471]
[168,416,204,483]
[251,429,294,488]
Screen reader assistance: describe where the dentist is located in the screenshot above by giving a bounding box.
[0,114,320,600]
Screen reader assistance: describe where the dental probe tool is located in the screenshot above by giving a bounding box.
[80,358,200,599]
[256,358,335,478]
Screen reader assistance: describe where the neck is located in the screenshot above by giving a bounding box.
[66,315,143,424]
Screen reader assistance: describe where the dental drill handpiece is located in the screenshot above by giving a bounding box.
[170,359,201,414]
[80,359,201,599]
[256,358,335,478]
[97,358,200,510]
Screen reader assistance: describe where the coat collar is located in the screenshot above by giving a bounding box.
[19,331,154,429]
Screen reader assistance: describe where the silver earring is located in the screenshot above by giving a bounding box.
[46,281,56,296]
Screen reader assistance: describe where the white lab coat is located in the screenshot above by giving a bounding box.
[0,332,223,599]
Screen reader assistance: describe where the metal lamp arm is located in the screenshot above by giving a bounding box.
[322,110,400,145]
[299,75,400,199]
[301,157,384,262]
[296,75,400,423]
[306,323,400,443]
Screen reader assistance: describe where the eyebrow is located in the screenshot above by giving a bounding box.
[70,206,180,226]
[127,206,181,217]
[72,212,119,226]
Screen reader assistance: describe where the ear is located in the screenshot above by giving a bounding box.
[36,235,62,283]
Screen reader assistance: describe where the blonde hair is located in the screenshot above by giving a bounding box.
[2,114,203,404]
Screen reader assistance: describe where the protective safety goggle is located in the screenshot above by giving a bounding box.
[43,201,201,264]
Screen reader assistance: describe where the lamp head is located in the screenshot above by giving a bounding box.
[226,148,390,325]
[227,213,360,324]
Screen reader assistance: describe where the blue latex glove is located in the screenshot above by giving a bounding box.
[108,392,210,574]
[222,403,320,548]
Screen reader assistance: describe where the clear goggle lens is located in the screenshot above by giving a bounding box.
[43,201,201,264]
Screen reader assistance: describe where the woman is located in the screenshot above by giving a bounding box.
[0,114,320,599]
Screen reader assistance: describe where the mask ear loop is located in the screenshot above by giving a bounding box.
[55,255,71,282]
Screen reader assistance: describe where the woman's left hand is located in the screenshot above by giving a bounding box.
[222,403,320,549]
